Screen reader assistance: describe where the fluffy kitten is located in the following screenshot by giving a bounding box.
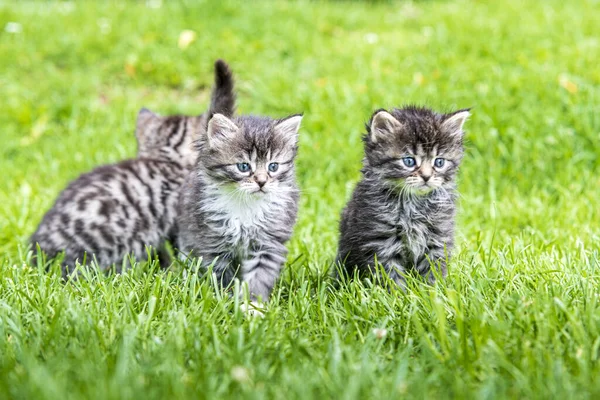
[336,106,470,286]
[177,113,302,302]
[30,60,236,274]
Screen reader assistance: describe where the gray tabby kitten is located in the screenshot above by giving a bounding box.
[30,60,236,274]
[336,106,470,286]
[177,112,303,302]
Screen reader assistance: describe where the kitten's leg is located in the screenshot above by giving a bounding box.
[416,247,448,284]
[205,255,238,291]
[61,260,77,279]
[383,259,408,290]
[216,261,238,290]
[60,249,85,279]
[179,250,238,290]
[160,229,178,269]
[241,246,287,303]
[157,245,172,269]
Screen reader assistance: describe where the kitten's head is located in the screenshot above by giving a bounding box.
[197,113,302,196]
[363,106,470,194]
[135,109,198,166]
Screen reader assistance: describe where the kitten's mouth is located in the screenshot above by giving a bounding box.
[388,179,437,195]
[409,184,436,195]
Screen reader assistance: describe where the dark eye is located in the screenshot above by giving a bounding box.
[402,157,416,168]
[237,163,251,173]
[268,162,279,173]
[434,158,445,168]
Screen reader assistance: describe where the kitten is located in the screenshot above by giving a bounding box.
[30,60,236,274]
[336,106,470,286]
[176,112,302,303]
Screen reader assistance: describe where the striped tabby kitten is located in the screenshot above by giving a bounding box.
[30,60,236,274]
[177,113,302,302]
[336,106,470,286]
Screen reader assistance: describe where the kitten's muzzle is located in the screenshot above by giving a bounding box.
[254,173,268,188]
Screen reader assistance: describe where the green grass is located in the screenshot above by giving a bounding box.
[1,0,600,398]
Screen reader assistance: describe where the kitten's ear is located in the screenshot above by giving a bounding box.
[442,109,471,137]
[369,110,403,143]
[135,108,159,140]
[206,113,239,146]
[275,114,303,146]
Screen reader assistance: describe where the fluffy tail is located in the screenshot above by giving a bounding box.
[208,59,236,118]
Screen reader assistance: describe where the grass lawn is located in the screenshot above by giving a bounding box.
[1,0,600,398]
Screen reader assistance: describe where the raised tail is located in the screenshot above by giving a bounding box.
[208,59,236,118]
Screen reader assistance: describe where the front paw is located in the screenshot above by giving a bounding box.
[240,301,265,318]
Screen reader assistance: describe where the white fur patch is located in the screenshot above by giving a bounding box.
[200,183,287,249]
[240,301,265,318]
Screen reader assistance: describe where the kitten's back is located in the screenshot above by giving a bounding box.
[30,157,187,268]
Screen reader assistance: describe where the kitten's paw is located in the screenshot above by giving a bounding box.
[240,301,265,318]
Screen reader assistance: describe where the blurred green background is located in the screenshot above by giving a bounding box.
[1,1,600,398]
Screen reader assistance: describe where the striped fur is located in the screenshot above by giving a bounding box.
[30,60,236,274]
[177,114,302,302]
[336,106,470,286]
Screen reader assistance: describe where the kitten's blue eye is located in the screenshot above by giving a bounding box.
[268,163,279,173]
[402,157,416,168]
[434,158,446,168]
[237,163,251,173]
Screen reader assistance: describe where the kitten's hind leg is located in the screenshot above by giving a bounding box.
[157,244,173,269]
[160,229,178,269]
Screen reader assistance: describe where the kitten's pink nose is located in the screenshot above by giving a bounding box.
[254,173,268,188]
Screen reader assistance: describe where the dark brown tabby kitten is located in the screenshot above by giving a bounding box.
[30,60,236,274]
[336,106,470,287]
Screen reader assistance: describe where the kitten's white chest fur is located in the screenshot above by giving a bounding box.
[201,186,277,247]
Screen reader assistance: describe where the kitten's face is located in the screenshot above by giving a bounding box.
[364,107,470,194]
[135,109,198,166]
[199,114,302,196]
